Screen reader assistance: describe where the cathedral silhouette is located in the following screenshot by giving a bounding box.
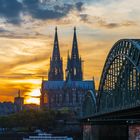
[40,27,95,113]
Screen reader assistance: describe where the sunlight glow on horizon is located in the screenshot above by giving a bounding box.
[25,88,41,105]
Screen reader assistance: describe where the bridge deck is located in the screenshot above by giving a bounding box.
[81,106,140,125]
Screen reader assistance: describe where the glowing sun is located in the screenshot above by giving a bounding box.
[25,89,41,105]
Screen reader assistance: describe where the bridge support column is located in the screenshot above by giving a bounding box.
[83,124,128,140]
[98,125,128,140]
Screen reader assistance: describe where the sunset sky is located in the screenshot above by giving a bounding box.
[0,0,140,104]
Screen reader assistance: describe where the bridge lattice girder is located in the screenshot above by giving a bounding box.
[98,39,140,113]
[82,90,97,117]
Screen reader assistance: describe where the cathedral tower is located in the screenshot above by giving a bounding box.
[66,51,71,81]
[48,27,63,81]
[66,27,83,81]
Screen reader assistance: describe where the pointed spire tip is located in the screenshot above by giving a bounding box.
[18,89,20,97]
[55,26,57,31]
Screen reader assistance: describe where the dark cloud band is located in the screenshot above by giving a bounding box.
[0,0,22,24]
[0,0,84,24]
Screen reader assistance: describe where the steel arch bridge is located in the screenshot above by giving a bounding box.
[82,90,97,117]
[98,39,140,114]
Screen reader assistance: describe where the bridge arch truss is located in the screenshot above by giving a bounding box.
[82,90,97,117]
[98,39,140,113]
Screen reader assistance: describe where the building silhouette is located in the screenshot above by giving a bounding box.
[14,90,24,112]
[0,102,17,116]
[40,27,95,113]
[0,90,24,116]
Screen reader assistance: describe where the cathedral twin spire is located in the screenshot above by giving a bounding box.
[48,27,63,81]
[52,27,60,61]
[48,27,83,81]
[69,27,83,81]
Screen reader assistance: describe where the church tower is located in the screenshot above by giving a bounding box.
[66,27,83,81]
[66,51,71,81]
[48,27,63,81]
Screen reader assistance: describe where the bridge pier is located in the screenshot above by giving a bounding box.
[98,125,128,140]
[83,124,128,140]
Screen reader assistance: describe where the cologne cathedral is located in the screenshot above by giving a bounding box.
[40,27,95,113]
